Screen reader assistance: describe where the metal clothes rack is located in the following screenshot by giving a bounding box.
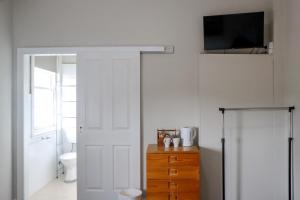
[219,106,295,200]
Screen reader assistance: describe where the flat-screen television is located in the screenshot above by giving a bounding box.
[203,12,264,50]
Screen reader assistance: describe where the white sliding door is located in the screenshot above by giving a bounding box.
[77,50,141,200]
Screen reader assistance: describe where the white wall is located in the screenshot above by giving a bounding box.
[28,136,57,196]
[272,0,288,105]
[284,0,300,199]
[12,0,273,199]
[0,0,12,200]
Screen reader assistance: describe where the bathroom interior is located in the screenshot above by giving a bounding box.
[27,55,77,200]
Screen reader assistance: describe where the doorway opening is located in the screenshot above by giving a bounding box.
[17,46,167,200]
[25,54,77,200]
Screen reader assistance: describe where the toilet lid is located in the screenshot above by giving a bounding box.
[60,152,76,160]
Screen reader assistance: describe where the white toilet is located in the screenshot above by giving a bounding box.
[60,152,77,182]
[60,128,77,182]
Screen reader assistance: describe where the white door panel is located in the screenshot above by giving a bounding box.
[77,51,140,200]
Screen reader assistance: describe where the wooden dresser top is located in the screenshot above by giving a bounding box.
[147,144,200,154]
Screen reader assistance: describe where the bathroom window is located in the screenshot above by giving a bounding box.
[61,64,76,141]
[32,67,56,136]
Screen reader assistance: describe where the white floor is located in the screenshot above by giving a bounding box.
[29,179,77,200]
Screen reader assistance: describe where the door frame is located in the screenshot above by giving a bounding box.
[16,46,168,200]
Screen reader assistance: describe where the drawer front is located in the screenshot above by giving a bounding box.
[147,193,169,200]
[177,192,199,200]
[147,167,199,180]
[147,154,169,167]
[147,153,199,168]
[147,192,199,200]
[147,180,199,193]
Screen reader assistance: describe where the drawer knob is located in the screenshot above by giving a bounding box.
[169,168,178,176]
[169,155,178,162]
[169,193,178,200]
[169,182,178,190]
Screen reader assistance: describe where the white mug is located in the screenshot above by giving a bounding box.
[172,138,180,148]
[163,137,171,148]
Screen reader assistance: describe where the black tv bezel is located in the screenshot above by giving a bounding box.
[203,12,265,51]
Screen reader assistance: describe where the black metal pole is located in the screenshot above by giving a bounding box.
[288,107,294,200]
[289,137,293,200]
[220,106,294,111]
[220,108,225,200]
[222,137,225,200]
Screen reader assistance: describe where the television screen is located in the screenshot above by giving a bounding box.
[203,12,264,50]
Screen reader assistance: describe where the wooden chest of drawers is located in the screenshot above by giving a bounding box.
[147,144,200,200]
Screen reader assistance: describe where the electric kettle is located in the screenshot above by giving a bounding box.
[180,127,196,147]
